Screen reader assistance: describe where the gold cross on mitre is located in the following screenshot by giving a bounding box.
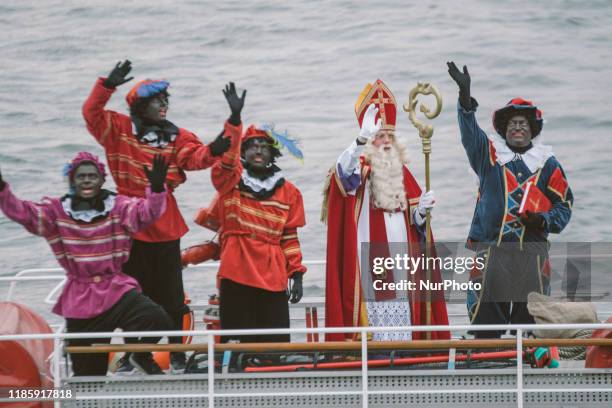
[354,79,397,130]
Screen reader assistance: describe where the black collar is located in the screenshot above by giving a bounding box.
[131,114,179,145]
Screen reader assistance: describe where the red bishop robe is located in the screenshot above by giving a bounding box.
[324,163,450,341]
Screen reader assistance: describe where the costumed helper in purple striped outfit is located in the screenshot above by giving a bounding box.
[0,152,174,376]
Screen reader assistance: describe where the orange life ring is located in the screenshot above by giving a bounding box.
[152,309,194,369]
[181,241,220,267]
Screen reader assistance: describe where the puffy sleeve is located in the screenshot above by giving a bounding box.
[457,98,496,177]
[82,78,127,148]
[542,161,573,234]
[0,184,58,238]
[281,186,307,277]
[211,122,243,195]
[336,139,365,194]
[115,188,168,234]
[176,121,243,171]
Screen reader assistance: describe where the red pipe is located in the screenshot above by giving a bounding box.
[245,350,520,373]
[305,307,313,343]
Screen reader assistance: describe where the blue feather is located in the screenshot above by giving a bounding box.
[62,162,72,177]
[260,123,304,163]
[62,162,75,194]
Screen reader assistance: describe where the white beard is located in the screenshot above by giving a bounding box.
[364,142,409,212]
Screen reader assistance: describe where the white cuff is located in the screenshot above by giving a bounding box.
[337,139,365,176]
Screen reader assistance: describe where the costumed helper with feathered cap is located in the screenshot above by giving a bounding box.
[447,61,573,338]
[323,79,450,342]
[208,115,307,344]
[82,60,246,372]
[0,152,173,375]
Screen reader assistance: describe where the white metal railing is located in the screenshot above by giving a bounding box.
[1,268,65,302]
[1,323,612,408]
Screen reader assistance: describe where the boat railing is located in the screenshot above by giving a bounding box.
[1,323,612,408]
[2,264,612,407]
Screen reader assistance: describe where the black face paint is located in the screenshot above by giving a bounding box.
[244,138,273,171]
[141,94,169,123]
[505,114,533,148]
[72,163,103,201]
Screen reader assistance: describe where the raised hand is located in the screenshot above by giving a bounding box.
[144,154,169,193]
[287,273,304,304]
[447,61,472,110]
[358,104,382,143]
[223,82,247,126]
[103,60,134,89]
[209,130,231,157]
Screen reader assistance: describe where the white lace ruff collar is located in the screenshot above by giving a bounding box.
[61,194,116,223]
[241,169,284,192]
[490,135,554,173]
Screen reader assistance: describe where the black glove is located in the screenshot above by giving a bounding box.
[287,273,304,304]
[0,168,5,191]
[223,82,247,126]
[447,61,472,111]
[103,60,134,89]
[209,130,231,157]
[144,154,169,193]
[520,211,546,229]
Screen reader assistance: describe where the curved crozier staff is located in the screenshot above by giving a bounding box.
[403,82,443,335]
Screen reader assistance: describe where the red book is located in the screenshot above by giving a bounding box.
[519,181,552,216]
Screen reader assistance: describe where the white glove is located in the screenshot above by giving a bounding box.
[413,190,435,226]
[417,190,435,215]
[358,104,382,142]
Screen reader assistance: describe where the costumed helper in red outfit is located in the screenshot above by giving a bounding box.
[323,79,450,341]
[82,59,245,371]
[211,115,307,344]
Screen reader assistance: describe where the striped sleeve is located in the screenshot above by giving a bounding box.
[0,184,58,238]
[175,130,215,171]
[211,122,243,195]
[82,78,123,148]
[116,188,168,234]
[281,188,307,276]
